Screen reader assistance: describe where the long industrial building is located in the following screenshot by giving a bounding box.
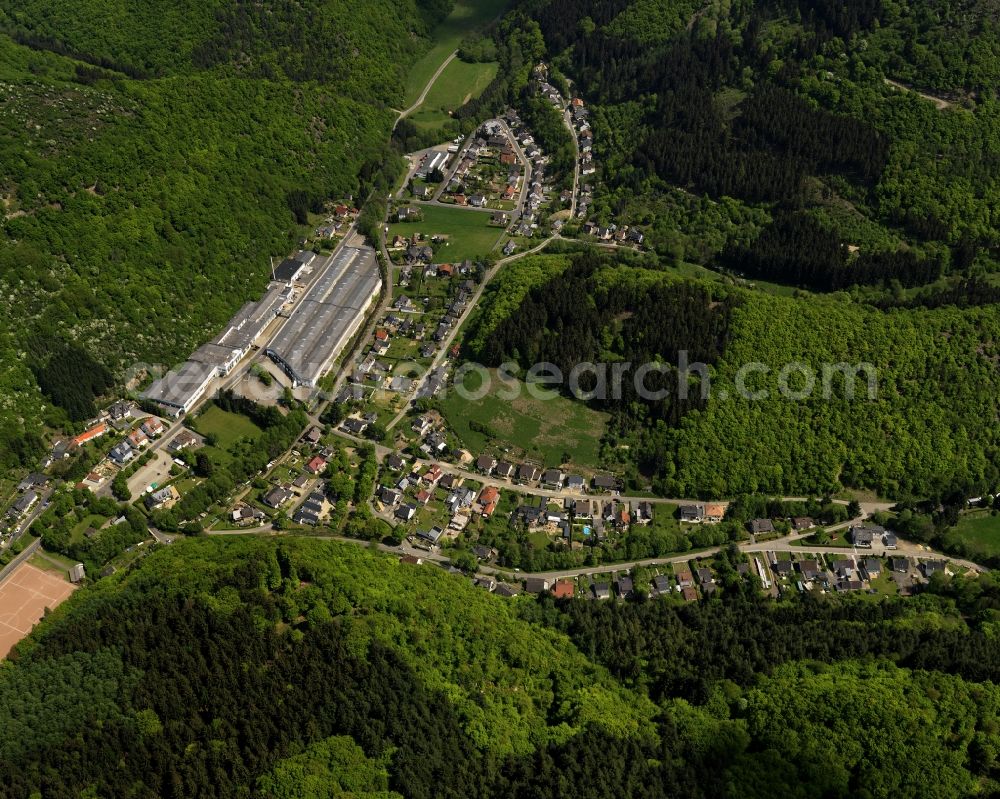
[142,282,291,415]
[266,246,381,388]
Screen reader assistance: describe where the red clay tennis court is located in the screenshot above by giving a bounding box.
[0,562,76,658]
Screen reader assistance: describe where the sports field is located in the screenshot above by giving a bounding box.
[0,562,76,658]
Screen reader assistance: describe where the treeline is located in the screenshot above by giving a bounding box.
[518,91,575,186]
[719,212,943,290]
[522,551,1000,702]
[474,252,733,441]
[5,537,1000,797]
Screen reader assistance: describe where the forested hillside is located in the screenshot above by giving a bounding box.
[4,536,1000,798]
[471,250,1000,498]
[521,0,1000,280]
[0,0,450,470]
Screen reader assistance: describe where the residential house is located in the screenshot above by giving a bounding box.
[386,453,406,472]
[542,468,564,488]
[681,587,699,602]
[749,519,775,535]
[675,570,694,588]
[524,577,552,594]
[518,463,541,483]
[850,524,884,548]
[145,485,179,511]
[704,503,726,523]
[791,517,814,531]
[418,527,444,546]
[592,474,618,492]
[305,456,326,475]
[592,582,611,600]
[798,559,821,581]
[565,474,585,492]
[169,429,199,452]
[9,491,38,518]
[883,532,898,549]
[922,560,946,577]
[476,454,497,474]
[73,423,107,447]
[551,580,575,599]
[890,557,909,573]
[17,473,49,493]
[863,558,882,579]
[396,504,417,522]
[494,461,515,480]
[109,441,134,466]
[141,418,165,438]
[697,568,715,585]
[680,504,705,523]
[652,575,671,595]
[263,486,293,508]
[833,559,856,579]
[617,576,634,597]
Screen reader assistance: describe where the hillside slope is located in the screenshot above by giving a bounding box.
[4,537,1000,797]
[0,0,446,470]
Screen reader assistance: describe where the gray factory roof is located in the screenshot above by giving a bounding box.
[141,360,218,409]
[266,247,380,386]
[214,283,287,351]
[189,342,240,369]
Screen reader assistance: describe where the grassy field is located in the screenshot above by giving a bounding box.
[389,204,504,261]
[402,0,509,107]
[194,406,263,450]
[438,368,609,468]
[408,59,499,129]
[943,510,1000,560]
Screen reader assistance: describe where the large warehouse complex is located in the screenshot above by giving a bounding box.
[142,282,292,415]
[266,246,380,387]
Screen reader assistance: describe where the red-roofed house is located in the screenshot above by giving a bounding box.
[423,465,443,486]
[305,456,327,474]
[552,580,575,599]
[73,423,107,447]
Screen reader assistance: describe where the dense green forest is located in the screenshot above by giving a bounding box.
[520,0,1000,279]
[469,250,1000,498]
[0,0,453,471]
[3,536,1000,797]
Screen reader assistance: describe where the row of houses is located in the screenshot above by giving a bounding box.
[472,454,619,493]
